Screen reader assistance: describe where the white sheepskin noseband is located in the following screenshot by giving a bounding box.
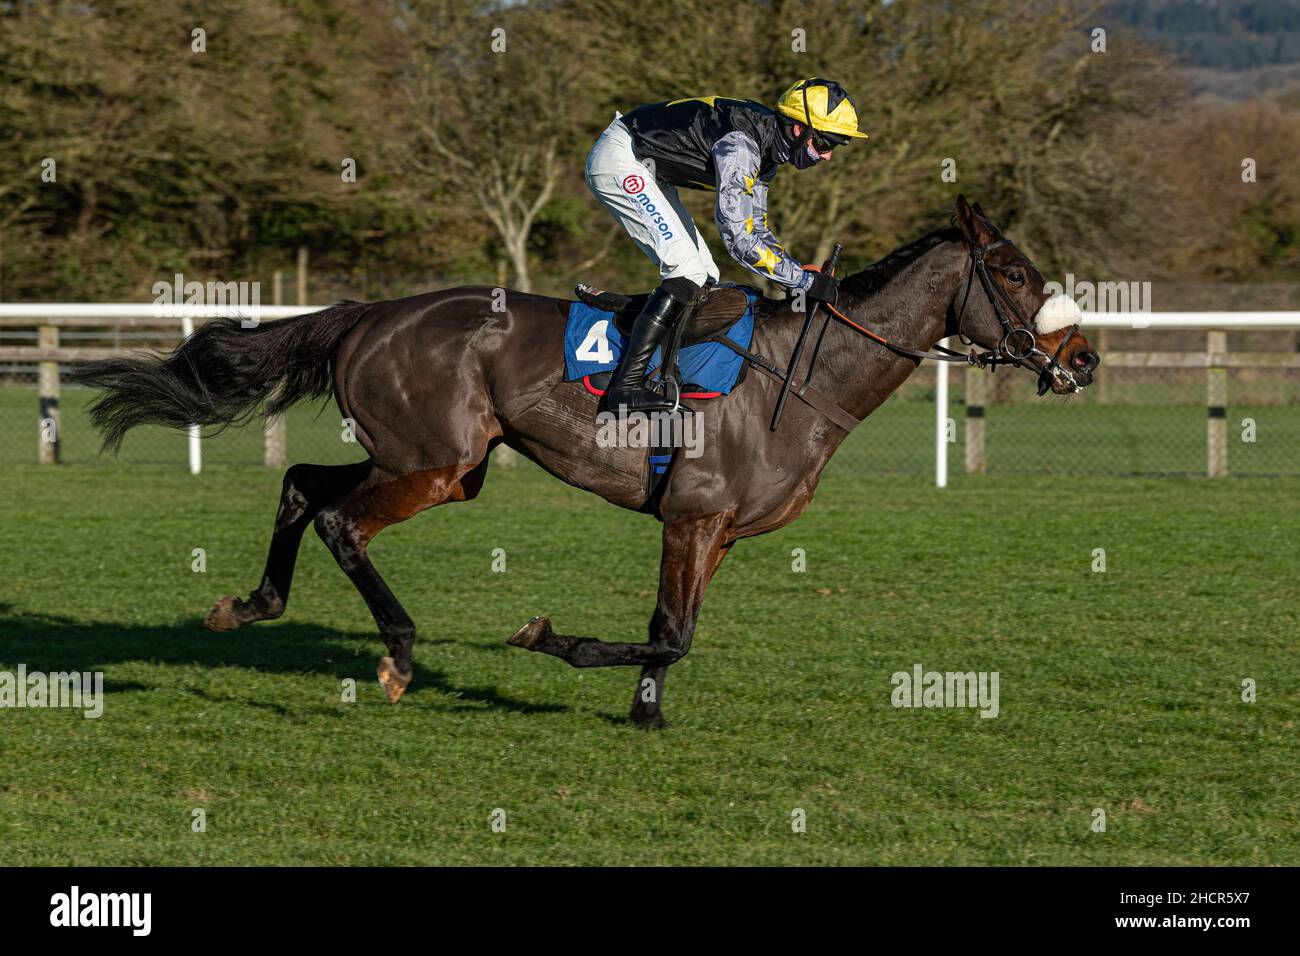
[1033,294,1082,335]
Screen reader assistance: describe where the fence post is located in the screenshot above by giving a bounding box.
[964,364,987,474]
[492,253,517,469]
[1206,329,1228,478]
[179,315,202,474]
[935,339,949,488]
[296,247,308,305]
[264,269,287,469]
[1095,328,1110,404]
[38,324,60,464]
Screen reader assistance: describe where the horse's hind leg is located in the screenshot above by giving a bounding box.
[205,460,373,631]
[313,459,490,703]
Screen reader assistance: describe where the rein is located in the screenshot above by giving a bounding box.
[821,237,1083,392]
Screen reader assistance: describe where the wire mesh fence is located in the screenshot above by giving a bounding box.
[0,323,368,469]
[851,327,1300,478]
[0,383,367,469]
[2,286,1298,478]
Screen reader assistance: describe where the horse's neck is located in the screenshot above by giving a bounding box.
[817,242,965,422]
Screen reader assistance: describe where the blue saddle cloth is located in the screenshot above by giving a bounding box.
[563,290,758,395]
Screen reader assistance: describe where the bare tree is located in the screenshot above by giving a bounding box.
[402,2,585,292]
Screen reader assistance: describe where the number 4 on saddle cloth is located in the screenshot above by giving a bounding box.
[564,284,758,400]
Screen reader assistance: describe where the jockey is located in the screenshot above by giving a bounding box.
[585,77,868,413]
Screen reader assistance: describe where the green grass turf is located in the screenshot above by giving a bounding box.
[1,427,1298,865]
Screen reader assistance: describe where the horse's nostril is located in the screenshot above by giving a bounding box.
[1074,350,1099,371]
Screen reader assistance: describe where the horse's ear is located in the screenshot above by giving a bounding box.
[972,201,1005,237]
[955,195,997,246]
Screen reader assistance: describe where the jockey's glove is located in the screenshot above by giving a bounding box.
[803,268,840,307]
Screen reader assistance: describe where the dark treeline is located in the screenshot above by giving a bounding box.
[1111,0,1300,69]
[1,0,1296,301]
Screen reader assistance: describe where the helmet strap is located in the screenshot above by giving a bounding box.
[778,113,810,149]
[778,83,812,156]
[798,83,815,149]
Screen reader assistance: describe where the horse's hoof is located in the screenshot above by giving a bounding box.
[632,712,669,731]
[203,596,242,632]
[377,657,412,703]
[507,616,552,650]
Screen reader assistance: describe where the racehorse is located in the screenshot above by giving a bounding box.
[71,196,1099,729]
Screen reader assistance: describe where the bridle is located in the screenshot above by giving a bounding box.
[821,235,1084,394]
[957,237,1084,393]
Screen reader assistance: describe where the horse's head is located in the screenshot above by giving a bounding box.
[951,195,1100,396]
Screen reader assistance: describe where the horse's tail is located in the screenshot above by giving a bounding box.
[69,300,371,452]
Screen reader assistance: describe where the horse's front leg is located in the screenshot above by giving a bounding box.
[630,520,732,729]
[508,511,733,728]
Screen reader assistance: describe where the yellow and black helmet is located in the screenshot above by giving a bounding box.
[775,78,868,146]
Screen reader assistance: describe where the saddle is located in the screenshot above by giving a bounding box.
[574,282,751,347]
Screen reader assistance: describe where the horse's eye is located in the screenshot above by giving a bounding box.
[1008,271,1025,286]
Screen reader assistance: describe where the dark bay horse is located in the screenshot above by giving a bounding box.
[73,196,1099,728]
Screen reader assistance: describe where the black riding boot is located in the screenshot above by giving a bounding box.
[603,284,689,414]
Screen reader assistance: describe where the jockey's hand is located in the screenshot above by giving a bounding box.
[802,264,839,307]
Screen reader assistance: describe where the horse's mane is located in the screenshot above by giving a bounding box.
[839,225,962,299]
